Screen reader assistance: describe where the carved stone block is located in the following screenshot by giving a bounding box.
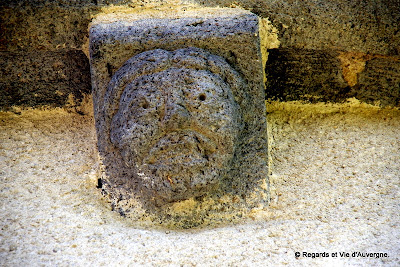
[89,8,269,227]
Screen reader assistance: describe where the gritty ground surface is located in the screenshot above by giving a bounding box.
[0,99,399,266]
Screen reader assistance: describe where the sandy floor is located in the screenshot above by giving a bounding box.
[0,99,399,266]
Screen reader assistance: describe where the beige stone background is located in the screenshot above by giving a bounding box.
[0,0,399,266]
[1,98,399,266]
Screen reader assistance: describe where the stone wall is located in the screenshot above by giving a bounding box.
[1,0,399,108]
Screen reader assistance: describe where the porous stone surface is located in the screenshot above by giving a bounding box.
[196,0,400,56]
[265,48,349,103]
[2,0,398,56]
[0,50,91,108]
[0,3,94,108]
[266,48,400,106]
[108,49,242,203]
[356,57,400,106]
[89,10,268,227]
[1,1,399,108]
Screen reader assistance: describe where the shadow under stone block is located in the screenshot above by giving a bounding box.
[355,57,400,107]
[265,48,350,103]
[266,48,400,107]
[0,50,91,108]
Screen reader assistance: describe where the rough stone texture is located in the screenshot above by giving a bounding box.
[0,50,91,108]
[107,49,242,203]
[1,0,399,107]
[2,0,398,55]
[266,48,400,106]
[89,10,269,227]
[0,5,93,51]
[196,0,400,56]
[0,3,95,108]
[356,57,400,106]
[265,48,349,103]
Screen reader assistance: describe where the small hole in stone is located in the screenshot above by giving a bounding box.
[96,178,103,188]
[142,102,149,109]
[199,94,206,101]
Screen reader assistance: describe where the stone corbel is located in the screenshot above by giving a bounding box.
[89,8,269,228]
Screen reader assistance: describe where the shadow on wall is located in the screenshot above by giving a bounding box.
[0,50,91,108]
[265,48,400,107]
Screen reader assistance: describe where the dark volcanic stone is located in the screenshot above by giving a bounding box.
[265,48,350,103]
[0,50,91,108]
[355,58,400,106]
[89,10,269,227]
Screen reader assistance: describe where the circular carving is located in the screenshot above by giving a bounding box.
[104,48,246,202]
